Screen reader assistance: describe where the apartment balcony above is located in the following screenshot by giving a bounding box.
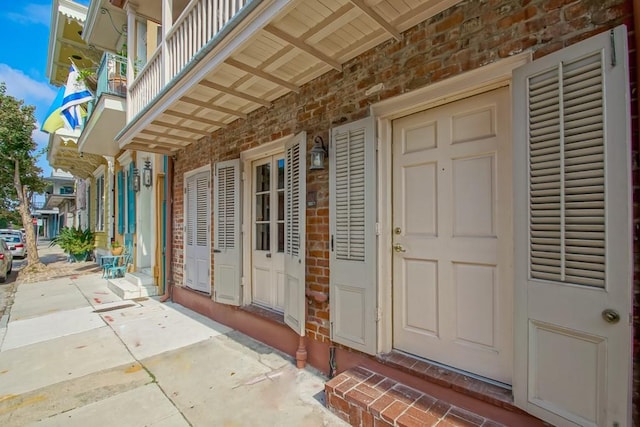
[77,52,127,157]
[118,0,458,154]
[44,191,76,210]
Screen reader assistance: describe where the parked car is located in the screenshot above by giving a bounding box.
[0,238,13,282]
[0,233,26,258]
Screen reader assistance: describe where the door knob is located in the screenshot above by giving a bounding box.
[602,309,620,324]
[393,244,406,253]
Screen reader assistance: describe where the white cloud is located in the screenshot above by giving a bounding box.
[0,64,56,177]
[0,64,56,105]
[6,4,51,26]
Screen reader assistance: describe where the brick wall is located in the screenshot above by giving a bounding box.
[172,0,636,419]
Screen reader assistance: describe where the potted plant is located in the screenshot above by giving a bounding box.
[50,226,95,262]
[110,239,123,256]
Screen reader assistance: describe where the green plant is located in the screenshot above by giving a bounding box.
[111,239,121,248]
[50,226,95,258]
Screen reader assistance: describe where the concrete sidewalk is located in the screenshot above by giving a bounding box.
[0,271,347,426]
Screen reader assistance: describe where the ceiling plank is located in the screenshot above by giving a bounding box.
[135,131,194,144]
[131,137,187,150]
[181,96,248,119]
[225,58,300,93]
[198,79,272,107]
[263,25,341,71]
[349,0,401,40]
[152,120,211,136]
[164,110,227,128]
[127,142,179,155]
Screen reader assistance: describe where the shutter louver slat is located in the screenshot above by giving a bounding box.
[334,128,366,261]
[527,51,605,287]
[216,165,236,250]
[186,179,195,246]
[286,143,301,257]
[196,176,208,247]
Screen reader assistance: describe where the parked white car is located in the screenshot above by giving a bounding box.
[0,233,26,258]
[0,238,13,282]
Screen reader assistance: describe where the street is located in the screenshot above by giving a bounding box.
[0,245,346,426]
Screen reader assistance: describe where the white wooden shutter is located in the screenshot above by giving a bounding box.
[213,159,241,305]
[194,172,210,293]
[284,132,307,334]
[184,176,196,289]
[330,116,377,354]
[513,25,632,427]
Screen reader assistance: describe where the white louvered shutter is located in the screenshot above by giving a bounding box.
[194,173,210,293]
[184,176,196,289]
[330,117,377,355]
[528,55,606,287]
[213,159,241,305]
[284,133,306,335]
[513,25,631,427]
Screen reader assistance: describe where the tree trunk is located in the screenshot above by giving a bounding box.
[13,159,42,267]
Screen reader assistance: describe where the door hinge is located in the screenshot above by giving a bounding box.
[331,235,334,252]
[241,171,246,181]
[376,307,382,322]
[330,321,334,338]
[375,222,381,235]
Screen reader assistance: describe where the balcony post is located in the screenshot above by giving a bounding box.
[125,2,138,121]
[162,0,173,86]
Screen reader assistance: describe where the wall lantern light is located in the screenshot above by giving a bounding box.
[142,158,152,188]
[310,135,328,171]
[132,167,140,192]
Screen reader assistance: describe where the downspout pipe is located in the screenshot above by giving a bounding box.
[632,2,640,425]
[160,155,174,303]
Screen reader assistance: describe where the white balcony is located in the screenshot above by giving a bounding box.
[120,0,460,154]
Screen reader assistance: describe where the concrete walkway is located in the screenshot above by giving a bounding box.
[0,266,347,426]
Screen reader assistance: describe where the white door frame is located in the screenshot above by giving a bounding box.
[240,135,294,306]
[370,52,531,355]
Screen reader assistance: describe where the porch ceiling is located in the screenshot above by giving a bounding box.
[120,0,460,153]
[48,131,105,179]
[47,0,102,87]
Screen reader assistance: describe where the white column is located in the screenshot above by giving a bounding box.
[162,0,173,85]
[125,2,138,121]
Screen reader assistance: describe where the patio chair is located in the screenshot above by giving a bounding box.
[105,247,132,279]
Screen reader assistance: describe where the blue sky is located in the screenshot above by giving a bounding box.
[0,0,89,178]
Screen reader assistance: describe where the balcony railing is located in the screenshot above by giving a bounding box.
[129,0,250,118]
[83,52,128,129]
[97,52,128,98]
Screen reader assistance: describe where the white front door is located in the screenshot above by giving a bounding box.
[392,87,513,384]
[185,170,211,293]
[513,26,632,427]
[252,155,285,311]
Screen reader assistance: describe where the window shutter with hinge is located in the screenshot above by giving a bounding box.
[128,162,136,233]
[284,132,307,335]
[213,159,241,305]
[513,25,632,427]
[117,170,124,235]
[330,116,377,355]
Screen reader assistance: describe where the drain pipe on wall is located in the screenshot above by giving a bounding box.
[160,155,174,303]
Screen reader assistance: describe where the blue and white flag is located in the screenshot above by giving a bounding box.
[61,65,93,130]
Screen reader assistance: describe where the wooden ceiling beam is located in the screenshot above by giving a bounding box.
[163,110,227,128]
[181,96,248,119]
[198,79,272,107]
[263,25,341,71]
[349,0,401,40]
[152,120,211,136]
[140,129,194,143]
[127,142,179,155]
[225,58,300,93]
